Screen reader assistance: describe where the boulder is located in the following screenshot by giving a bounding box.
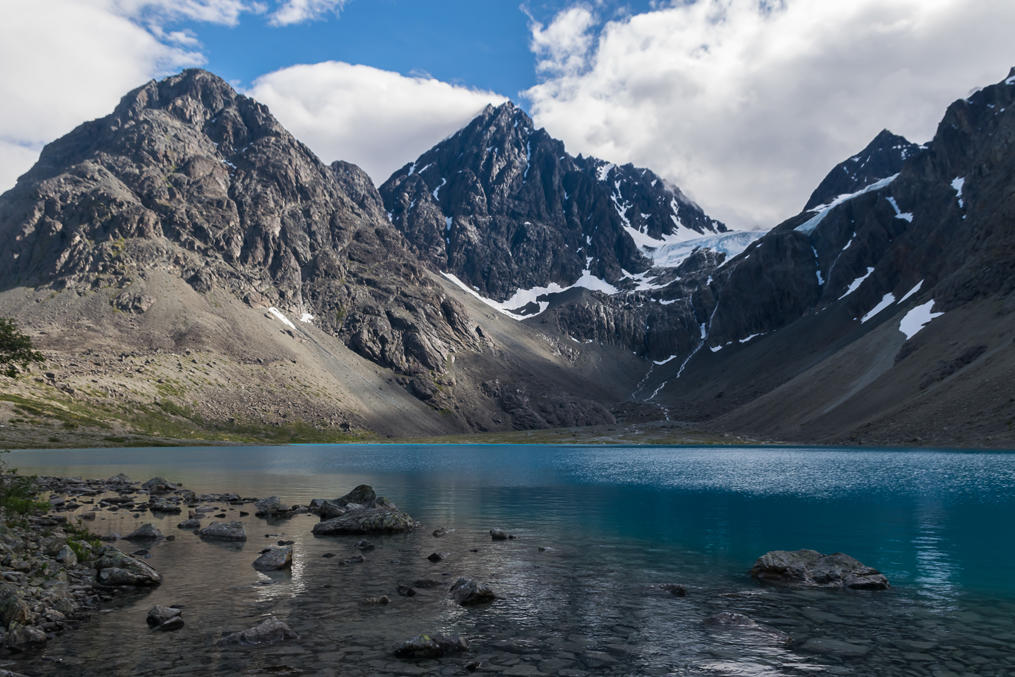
[339,485,376,505]
[141,477,176,494]
[749,550,889,590]
[149,497,181,514]
[489,528,509,541]
[199,522,247,542]
[426,552,444,563]
[4,622,47,650]
[0,584,31,627]
[54,545,78,566]
[177,518,201,529]
[146,605,183,631]
[217,616,298,647]
[254,496,289,517]
[253,546,293,571]
[660,584,687,597]
[449,578,496,606]
[312,507,416,535]
[94,548,161,586]
[124,524,163,542]
[318,501,347,520]
[394,633,469,660]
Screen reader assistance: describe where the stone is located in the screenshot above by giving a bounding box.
[177,518,201,529]
[312,508,416,535]
[396,585,416,597]
[749,550,889,590]
[199,522,247,542]
[703,611,790,644]
[218,616,298,647]
[340,554,365,566]
[394,633,469,660]
[149,497,181,514]
[141,477,176,494]
[361,595,390,606]
[124,524,163,542]
[0,584,31,627]
[449,578,497,606]
[255,496,290,517]
[490,528,509,541]
[354,539,375,551]
[426,552,444,562]
[54,545,77,566]
[94,548,162,586]
[253,546,293,571]
[432,527,449,537]
[147,605,183,631]
[660,584,687,597]
[5,622,47,650]
[318,501,347,520]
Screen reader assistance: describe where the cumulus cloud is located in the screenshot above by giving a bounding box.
[247,61,507,184]
[524,0,1015,227]
[269,0,345,26]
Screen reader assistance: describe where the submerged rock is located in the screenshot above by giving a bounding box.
[703,611,790,644]
[177,518,201,529]
[149,497,182,514]
[749,550,889,590]
[489,528,510,541]
[255,496,289,517]
[394,633,469,659]
[199,522,247,542]
[124,524,163,542]
[217,616,298,647]
[449,578,497,606]
[252,546,293,571]
[147,605,184,631]
[94,547,162,586]
[660,584,687,597]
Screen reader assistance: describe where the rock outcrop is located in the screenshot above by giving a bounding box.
[749,550,889,590]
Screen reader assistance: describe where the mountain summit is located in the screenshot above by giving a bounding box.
[379,101,726,308]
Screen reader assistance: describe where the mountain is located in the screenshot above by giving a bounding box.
[0,70,635,444]
[379,102,730,311]
[2,66,1014,449]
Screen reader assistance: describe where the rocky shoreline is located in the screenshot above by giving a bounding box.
[0,472,893,675]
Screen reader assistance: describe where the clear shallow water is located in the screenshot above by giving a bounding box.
[6,444,1015,675]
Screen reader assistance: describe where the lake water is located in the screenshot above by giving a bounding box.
[6,444,1015,675]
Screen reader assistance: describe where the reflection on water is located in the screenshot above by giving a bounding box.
[7,444,1015,675]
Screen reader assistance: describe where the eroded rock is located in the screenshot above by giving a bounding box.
[749,550,889,590]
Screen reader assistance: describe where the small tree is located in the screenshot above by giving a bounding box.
[0,317,43,377]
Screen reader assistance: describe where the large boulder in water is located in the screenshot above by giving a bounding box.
[254,496,289,517]
[217,616,298,647]
[94,547,162,586]
[394,633,469,659]
[199,521,247,542]
[749,550,889,590]
[253,546,293,571]
[310,485,416,535]
[449,578,497,606]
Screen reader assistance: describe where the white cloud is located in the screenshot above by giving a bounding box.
[247,61,507,184]
[269,0,345,26]
[524,0,1015,227]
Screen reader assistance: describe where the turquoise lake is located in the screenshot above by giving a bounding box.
[7,444,1015,675]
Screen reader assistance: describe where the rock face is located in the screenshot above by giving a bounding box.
[94,547,162,586]
[749,550,889,590]
[311,485,417,535]
[394,633,469,660]
[252,546,293,571]
[218,616,298,647]
[199,521,247,542]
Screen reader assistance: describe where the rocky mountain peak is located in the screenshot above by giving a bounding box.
[803,128,922,211]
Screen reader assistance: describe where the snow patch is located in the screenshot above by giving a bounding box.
[633,229,764,270]
[299,312,314,323]
[812,246,824,285]
[796,174,899,234]
[738,333,763,344]
[839,267,874,299]
[268,307,296,330]
[885,196,913,222]
[653,355,678,365]
[432,177,446,201]
[597,162,615,181]
[860,293,896,323]
[445,216,452,232]
[899,300,943,340]
[951,176,965,209]
[899,280,924,303]
[441,269,618,322]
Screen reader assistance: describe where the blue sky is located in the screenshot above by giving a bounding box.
[2,1,1014,226]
